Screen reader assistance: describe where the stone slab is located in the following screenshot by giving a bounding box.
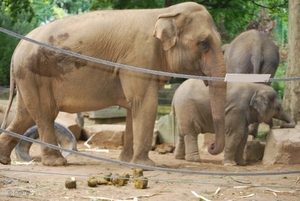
[89,106,127,119]
[262,126,300,164]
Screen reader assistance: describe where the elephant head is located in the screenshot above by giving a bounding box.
[250,87,296,128]
[153,3,227,155]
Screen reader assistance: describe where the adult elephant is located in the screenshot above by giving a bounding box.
[0,2,227,166]
[223,29,280,137]
[172,79,295,166]
[223,29,279,78]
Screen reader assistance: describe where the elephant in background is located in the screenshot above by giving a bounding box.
[0,2,227,166]
[222,29,280,137]
[223,29,279,79]
[172,79,295,166]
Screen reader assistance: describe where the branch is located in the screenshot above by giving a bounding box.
[250,0,288,10]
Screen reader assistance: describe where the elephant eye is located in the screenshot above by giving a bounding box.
[198,39,209,51]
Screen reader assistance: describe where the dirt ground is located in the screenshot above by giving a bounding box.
[0,140,300,201]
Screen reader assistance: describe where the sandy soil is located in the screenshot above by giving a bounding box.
[0,140,300,201]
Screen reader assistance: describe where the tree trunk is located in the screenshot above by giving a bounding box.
[283,0,300,123]
[165,0,172,7]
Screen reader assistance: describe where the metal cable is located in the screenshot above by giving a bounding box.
[1,168,300,190]
[1,26,300,82]
[1,127,300,176]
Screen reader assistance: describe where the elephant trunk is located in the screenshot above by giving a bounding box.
[207,58,227,155]
[275,108,296,128]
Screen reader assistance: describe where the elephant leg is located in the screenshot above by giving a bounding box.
[119,109,133,162]
[234,133,248,166]
[18,82,66,166]
[36,119,67,166]
[184,134,201,162]
[223,126,246,166]
[174,133,185,160]
[248,123,259,138]
[128,89,158,166]
[0,98,35,165]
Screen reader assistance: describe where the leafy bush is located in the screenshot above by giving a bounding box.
[0,6,38,86]
[271,62,286,100]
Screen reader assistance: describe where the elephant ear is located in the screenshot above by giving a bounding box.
[250,91,267,117]
[153,12,181,51]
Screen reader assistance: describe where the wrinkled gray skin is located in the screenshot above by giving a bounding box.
[0,2,227,166]
[222,29,280,137]
[15,122,77,162]
[173,79,295,166]
[223,29,279,78]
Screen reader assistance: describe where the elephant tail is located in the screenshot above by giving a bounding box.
[1,66,16,129]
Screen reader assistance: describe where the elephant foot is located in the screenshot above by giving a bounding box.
[131,155,155,167]
[41,148,67,166]
[174,148,185,160]
[0,135,18,165]
[174,154,185,160]
[185,155,201,162]
[235,158,246,166]
[0,153,11,165]
[119,149,133,162]
[223,159,237,166]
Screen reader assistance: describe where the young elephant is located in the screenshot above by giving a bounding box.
[173,79,295,166]
[222,30,280,138]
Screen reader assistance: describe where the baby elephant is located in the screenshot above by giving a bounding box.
[172,79,295,166]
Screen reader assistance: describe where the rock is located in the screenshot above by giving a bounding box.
[133,168,143,179]
[244,140,265,162]
[84,124,125,149]
[89,106,127,119]
[156,114,178,144]
[262,126,300,164]
[84,124,159,149]
[103,172,112,181]
[97,178,109,185]
[134,177,148,189]
[121,173,130,184]
[155,143,175,154]
[65,177,76,189]
[111,173,126,187]
[87,177,98,187]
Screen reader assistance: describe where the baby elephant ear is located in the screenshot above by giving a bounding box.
[153,12,180,51]
[250,91,267,117]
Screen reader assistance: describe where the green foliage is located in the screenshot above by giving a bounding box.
[0,5,38,86]
[53,0,93,14]
[0,0,34,22]
[271,62,286,100]
[91,0,163,10]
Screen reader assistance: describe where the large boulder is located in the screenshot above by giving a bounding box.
[83,124,158,150]
[262,126,300,164]
[83,124,125,149]
[244,140,265,162]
